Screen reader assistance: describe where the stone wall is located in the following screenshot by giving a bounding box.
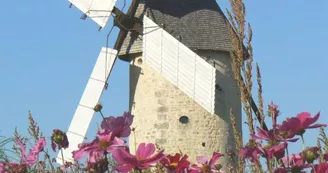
[129,52,241,166]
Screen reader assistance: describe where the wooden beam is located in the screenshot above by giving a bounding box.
[239,74,268,131]
[114,0,141,52]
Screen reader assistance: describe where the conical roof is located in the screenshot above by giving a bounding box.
[117,0,233,58]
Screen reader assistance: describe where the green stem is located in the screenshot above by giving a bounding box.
[99,110,106,121]
[100,110,110,128]
[43,150,55,172]
[104,153,110,173]
[60,148,65,165]
[312,164,317,173]
[301,135,305,150]
[286,147,290,172]
[133,129,137,153]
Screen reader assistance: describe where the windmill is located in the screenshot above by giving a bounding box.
[58,0,245,165]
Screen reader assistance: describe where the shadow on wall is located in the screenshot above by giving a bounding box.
[201,50,242,129]
[128,56,143,111]
[212,51,242,156]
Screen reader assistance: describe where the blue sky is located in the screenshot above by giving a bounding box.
[0,0,327,159]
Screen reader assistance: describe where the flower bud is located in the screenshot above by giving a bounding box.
[93,104,103,112]
[301,147,320,164]
[268,102,279,128]
[51,129,69,152]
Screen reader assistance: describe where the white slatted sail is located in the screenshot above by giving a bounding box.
[143,16,216,114]
[57,47,117,163]
[68,0,117,28]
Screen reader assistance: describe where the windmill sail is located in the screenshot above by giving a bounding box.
[143,16,216,114]
[68,0,118,28]
[57,47,117,163]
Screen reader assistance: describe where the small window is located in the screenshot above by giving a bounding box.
[137,58,143,65]
[179,116,189,124]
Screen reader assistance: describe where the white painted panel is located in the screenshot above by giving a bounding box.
[68,0,117,28]
[162,33,179,85]
[58,106,94,163]
[178,77,194,99]
[143,22,162,72]
[91,47,117,81]
[177,44,195,88]
[79,79,106,108]
[143,16,216,114]
[195,59,216,112]
[145,47,161,71]
[57,47,117,163]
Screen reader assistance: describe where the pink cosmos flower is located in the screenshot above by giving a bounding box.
[324,153,328,161]
[161,153,190,173]
[274,167,307,173]
[264,142,288,160]
[253,142,286,161]
[276,154,311,173]
[101,112,134,138]
[0,162,6,173]
[0,137,47,172]
[239,145,262,163]
[311,163,328,173]
[279,112,326,135]
[112,143,164,172]
[239,142,286,163]
[0,162,27,173]
[188,164,202,173]
[195,152,225,173]
[274,154,311,173]
[72,129,125,163]
[251,127,299,143]
[15,137,47,165]
[31,138,47,155]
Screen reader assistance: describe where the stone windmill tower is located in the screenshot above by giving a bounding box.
[59,0,242,166]
[118,0,241,164]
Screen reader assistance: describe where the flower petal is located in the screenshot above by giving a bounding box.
[298,112,319,129]
[114,164,135,173]
[170,153,181,163]
[101,112,134,138]
[14,137,26,163]
[101,117,116,130]
[196,156,208,165]
[87,150,103,163]
[25,152,38,165]
[0,162,5,172]
[72,140,98,161]
[308,124,327,129]
[209,152,224,168]
[136,143,155,159]
[123,112,134,126]
[112,148,137,165]
[142,150,165,165]
[30,137,47,154]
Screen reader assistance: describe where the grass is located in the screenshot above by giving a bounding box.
[0,135,19,162]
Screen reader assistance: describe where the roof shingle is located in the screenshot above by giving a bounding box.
[118,0,232,58]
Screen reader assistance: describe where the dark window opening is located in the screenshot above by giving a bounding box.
[179,116,189,124]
